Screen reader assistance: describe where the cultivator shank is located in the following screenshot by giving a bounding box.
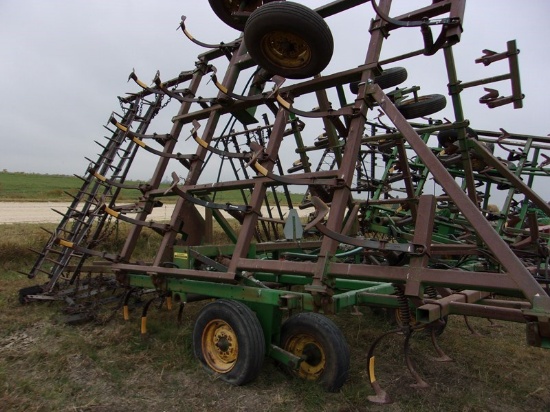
[20,0,550,402]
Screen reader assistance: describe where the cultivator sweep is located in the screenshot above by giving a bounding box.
[19,0,550,403]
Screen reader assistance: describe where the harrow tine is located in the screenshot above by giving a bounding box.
[366,328,400,404]
[403,330,429,388]
[429,327,453,362]
[463,315,482,336]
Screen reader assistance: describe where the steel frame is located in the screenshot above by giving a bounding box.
[22,0,550,401]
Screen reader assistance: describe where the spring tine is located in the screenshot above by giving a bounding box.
[429,327,453,362]
[403,331,429,388]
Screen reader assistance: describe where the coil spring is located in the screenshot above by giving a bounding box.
[425,285,437,300]
[394,284,411,329]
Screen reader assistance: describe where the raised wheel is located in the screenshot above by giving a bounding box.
[243,2,334,79]
[437,126,478,148]
[437,126,495,170]
[280,312,350,392]
[193,299,265,385]
[349,67,408,94]
[396,94,447,119]
[208,0,274,31]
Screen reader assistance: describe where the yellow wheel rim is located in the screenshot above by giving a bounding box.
[286,334,326,381]
[202,319,238,373]
[261,31,311,70]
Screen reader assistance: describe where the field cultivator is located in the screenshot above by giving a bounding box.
[19,0,550,403]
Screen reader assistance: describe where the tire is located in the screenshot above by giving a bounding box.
[18,285,43,304]
[396,94,447,119]
[244,2,334,79]
[280,312,350,392]
[193,299,265,385]
[349,67,408,94]
[437,127,494,170]
[437,127,478,147]
[208,0,274,31]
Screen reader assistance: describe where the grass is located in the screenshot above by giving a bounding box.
[0,171,303,205]
[0,172,100,202]
[1,224,550,411]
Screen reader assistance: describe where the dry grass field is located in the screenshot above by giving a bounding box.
[1,188,549,410]
[2,228,550,412]
[1,272,550,412]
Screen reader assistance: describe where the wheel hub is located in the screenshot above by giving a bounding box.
[288,334,326,380]
[203,320,238,373]
[261,31,311,69]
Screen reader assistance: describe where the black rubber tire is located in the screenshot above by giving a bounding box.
[437,126,494,170]
[349,67,408,94]
[18,285,43,304]
[396,94,447,119]
[437,127,478,147]
[208,0,274,31]
[193,299,265,386]
[280,312,350,392]
[244,2,334,79]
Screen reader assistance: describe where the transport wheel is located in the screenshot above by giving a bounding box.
[280,312,350,392]
[396,94,447,119]
[437,126,494,170]
[18,285,43,304]
[349,67,408,94]
[437,126,478,148]
[208,0,275,31]
[244,2,334,79]
[193,299,265,385]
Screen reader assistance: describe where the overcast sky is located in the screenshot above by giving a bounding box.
[1,1,549,182]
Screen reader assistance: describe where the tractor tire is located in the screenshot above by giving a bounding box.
[349,67,408,94]
[396,94,447,119]
[280,312,350,392]
[244,2,334,79]
[437,127,478,147]
[193,299,265,385]
[18,285,43,304]
[208,0,275,31]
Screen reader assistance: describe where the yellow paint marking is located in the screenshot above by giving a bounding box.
[132,137,146,148]
[254,162,268,176]
[276,94,292,109]
[115,122,128,132]
[104,206,120,218]
[93,172,106,182]
[369,356,376,383]
[58,239,74,248]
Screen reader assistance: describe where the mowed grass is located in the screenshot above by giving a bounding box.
[0,172,87,201]
[1,224,550,411]
[0,171,303,205]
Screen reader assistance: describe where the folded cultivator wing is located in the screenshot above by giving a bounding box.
[20,0,550,403]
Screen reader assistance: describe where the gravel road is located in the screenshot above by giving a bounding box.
[0,202,308,224]
[0,202,177,224]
